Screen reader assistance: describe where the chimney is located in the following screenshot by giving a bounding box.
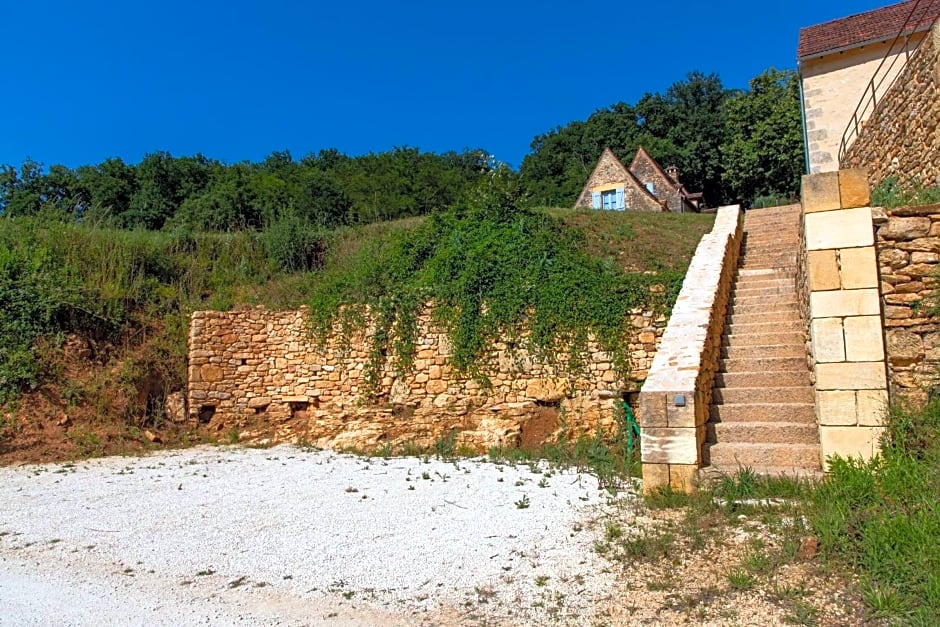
[666,165,679,183]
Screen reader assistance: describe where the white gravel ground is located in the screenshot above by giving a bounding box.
[0,445,633,625]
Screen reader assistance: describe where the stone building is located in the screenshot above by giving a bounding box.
[574,147,701,213]
[798,0,940,173]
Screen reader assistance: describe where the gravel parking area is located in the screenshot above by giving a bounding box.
[0,445,628,626]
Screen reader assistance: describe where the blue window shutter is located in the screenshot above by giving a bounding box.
[591,192,601,209]
[616,188,625,210]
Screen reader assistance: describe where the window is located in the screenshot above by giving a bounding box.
[592,188,625,210]
[646,182,655,194]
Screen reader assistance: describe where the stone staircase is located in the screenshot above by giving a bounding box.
[704,205,822,477]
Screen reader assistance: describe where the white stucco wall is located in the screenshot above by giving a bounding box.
[800,34,926,174]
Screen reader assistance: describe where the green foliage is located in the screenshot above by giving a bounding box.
[0,241,77,401]
[308,170,683,392]
[261,214,327,272]
[720,68,805,203]
[0,148,489,232]
[809,400,940,621]
[870,175,940,208]
[0,214,313,403]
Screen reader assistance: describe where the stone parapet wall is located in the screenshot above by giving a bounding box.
[637,204,743,493]
[841,21,940,190]
[875,203,940,402]
[187,304,665,452]
[801,170,888,468]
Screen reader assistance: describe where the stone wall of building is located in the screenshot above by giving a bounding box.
[574,149,665,212]
[875,203,940,402]
[629,153,682,213]
[187,304,666,452]
[841,22,940,190]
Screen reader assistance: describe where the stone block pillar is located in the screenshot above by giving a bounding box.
[801,169,889,467]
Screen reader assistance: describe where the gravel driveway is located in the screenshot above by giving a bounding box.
[0,445,629,625]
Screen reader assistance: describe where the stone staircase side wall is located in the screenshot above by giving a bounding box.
[841,19,940,191]
[801,169,889,469]
[875,202,940,403]
[638,204,743,493]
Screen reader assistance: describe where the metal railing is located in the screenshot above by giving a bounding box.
[838,0,940,164]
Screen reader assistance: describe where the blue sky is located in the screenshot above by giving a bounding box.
[0,1,893,170]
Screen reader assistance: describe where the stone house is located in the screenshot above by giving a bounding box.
[574,147,701,213]
[798,0,940,173]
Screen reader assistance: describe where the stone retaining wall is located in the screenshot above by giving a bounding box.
[187,304,665,452]
[637,204,743,493]
[842,20,940,191]
[875,203,940,402]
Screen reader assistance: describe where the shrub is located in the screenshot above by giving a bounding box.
[262,214,327,272]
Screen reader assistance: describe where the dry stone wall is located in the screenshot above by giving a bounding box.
[842,21,940,190]
[875,203,940,402]
[187,305,665,452]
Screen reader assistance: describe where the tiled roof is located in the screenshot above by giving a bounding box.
[798,0,940,60]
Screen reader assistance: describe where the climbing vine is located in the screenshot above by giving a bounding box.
[307,169,683,395]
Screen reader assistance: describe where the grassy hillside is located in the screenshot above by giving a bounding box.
[0,186,713,462]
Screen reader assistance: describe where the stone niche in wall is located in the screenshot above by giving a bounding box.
[186,305,665,452]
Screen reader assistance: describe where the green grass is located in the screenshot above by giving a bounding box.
[871,175,940,208]
[544,206,714,273]
[808,399,940,622]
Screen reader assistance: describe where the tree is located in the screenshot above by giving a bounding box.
[636,72,731,204]
[721,68,805,202]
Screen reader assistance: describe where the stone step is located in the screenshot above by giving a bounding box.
[706,421,820,445]
[731,295,798,307]
[738,252,796,268]
[727,311,801,325]
[742,251,799,260]
[713,386,815,405]
[734,277,795,287]
[741,248,798,255]
[719,356,808,373]
[732,286,798,298]
[714,369,811,388]
[709,403,816,423]
[734,280,796,290]
[727,320,802,335]
[701,466,824,481]
[727,305,800,319]
[743,240,800,248]
[721,344,807,359]
[704,442,821,471]
[722,331,804,347]
[739,261,798,270]
[738,268,794,277]
[746,222,799,229]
